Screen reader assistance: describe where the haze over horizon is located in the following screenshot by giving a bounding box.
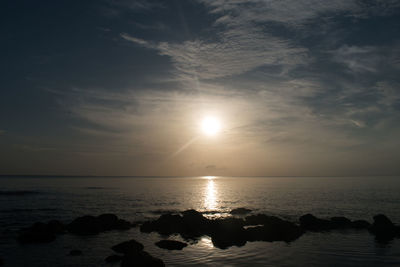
[1,0,400,177]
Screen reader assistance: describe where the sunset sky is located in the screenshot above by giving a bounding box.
[1,0,400,176]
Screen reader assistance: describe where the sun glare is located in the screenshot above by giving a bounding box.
[201,117,221,136]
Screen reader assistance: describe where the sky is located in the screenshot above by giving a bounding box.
[1,0,400,176]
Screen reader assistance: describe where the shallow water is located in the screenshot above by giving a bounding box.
[0,176,400,266]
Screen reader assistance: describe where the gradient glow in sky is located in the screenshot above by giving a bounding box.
[1,0,400,176]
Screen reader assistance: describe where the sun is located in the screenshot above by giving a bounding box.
[201,116,221,136]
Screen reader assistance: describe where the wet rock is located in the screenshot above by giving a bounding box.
[209,218,247,249]
[47,220,66,234]
[140,214,183,235]
[351,220,370,229]
[140,210,211,238]
[181,209,211,238]
[68,215,100,235]
[299,214,332,231]
[69,249,82,256]
[105,254,123,263]
[18,222,57,244]
[155,240,188,250]
[245,214,283,226]
[330,217,352,229]
[68,214,132,235]
[245,216,304,242]
[112,239,144,254]
[97,213,119,231]
[369,214,398,242]
[121,251,165,267]
[230,208,252,215]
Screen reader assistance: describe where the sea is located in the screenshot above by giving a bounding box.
[0,176,399,266]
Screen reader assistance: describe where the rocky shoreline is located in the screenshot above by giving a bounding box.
[5,209,400,266]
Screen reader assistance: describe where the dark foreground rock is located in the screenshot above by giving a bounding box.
[299,214,371,231]
[18,214,133,244]
[18,220,65,244]
[209,217,247,249]
[141,210,305,249]
[69,249,82,256]
[299,214,332,231]
[369,214,400,242]
[230,208,252,215]
[155,240,188,250]
[112,239,144,254]
[245,215,304,242]
[0,257,3,266]
[67,214,132,235]
[141,209,211,238]
[110,239,164,267]
[105,254,123,263]
[351,220,371,229]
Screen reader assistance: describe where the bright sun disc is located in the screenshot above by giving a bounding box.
[201,117,221,136]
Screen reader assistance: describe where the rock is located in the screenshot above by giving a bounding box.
[18,222,57,244]
[68,214,132,235]
[121,251,165,267]
[97,213,119,231]
[68,215,100,235]
[209,218,247,249]
[47,220,66,234]
[330,217,352,229]
[69,249,82,256]
[140,213,183,235]
[140,210,211,239]
[299,214,332,231]
[115,219,132,230]
[230,208,252,215]
[155,240,188,250]
[245,216,304,242]
[245,214,283,226]
[369,214,398,242]
[351,220,370,229]
[0,257,3,266]
[112,239,144,254]
[105,254,123,263]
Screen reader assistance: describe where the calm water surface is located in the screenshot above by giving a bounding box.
[0,176,399,266]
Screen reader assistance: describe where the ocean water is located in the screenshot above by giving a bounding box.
[0,176,399,266]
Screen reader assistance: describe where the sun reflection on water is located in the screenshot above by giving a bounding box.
[204,176,217,210]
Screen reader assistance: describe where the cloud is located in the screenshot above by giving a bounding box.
[120,33,150,46]
[332,45,380,73]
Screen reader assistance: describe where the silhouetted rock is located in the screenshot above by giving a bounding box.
[0,257,3,266]
[105,254,123,263]
[330,217,352,229]
[299,214,332,231]
[230,208,252,215]
[68,214,132,235]
[121,251,165,267]
[369,214,398,242]
[69,249,82,256]
[140,214,183,235]
[97,213,119,230]
[68,215,100,235]
[155,240,188,250]
[18,222,58,244]
[245,214,282,226]
[245,216,304,242]
[112,239,144,254]
[141,210,211,239]
[209,217,247,249]
[47,220,66,234]
[351,220,370,229]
